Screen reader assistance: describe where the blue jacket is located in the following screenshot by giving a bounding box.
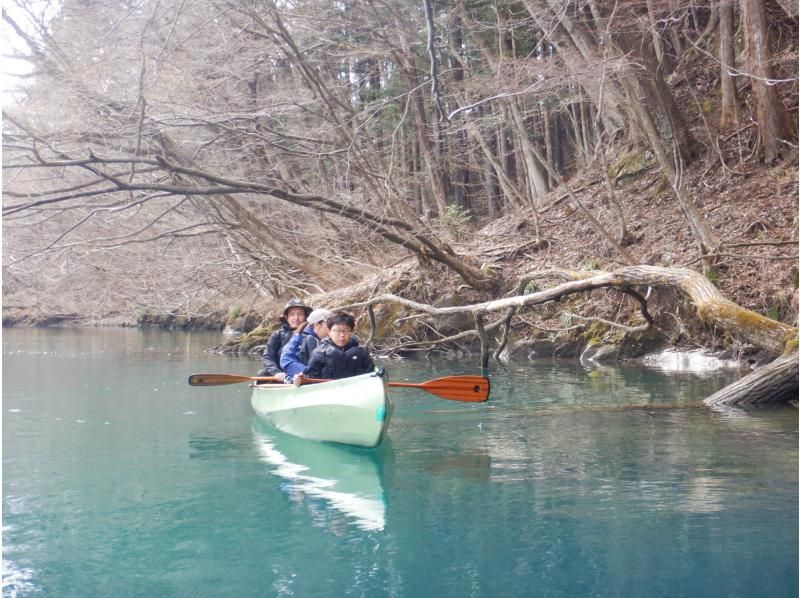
[259,323,294,375]
[303,337,375,380]
[280,324,322,376]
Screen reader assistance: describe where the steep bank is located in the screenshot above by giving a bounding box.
[213,159,796,368]
[4,156,797,367]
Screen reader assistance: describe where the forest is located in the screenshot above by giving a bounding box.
[2,0,798,406]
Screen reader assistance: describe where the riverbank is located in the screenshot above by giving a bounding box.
[4,149,796,367]
[1,299,770,375]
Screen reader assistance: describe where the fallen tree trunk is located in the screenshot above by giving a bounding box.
[704,353,799,408]
[347,265,798,407]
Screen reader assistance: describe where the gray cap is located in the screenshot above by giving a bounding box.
[307,309,333,325]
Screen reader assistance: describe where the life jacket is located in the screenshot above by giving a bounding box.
[304,337,374,379]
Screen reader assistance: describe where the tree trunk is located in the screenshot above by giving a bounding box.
[718,0,740,129]
[704,353,799,407]
[506,103,545,240]
[393,40,449,216]
[612,26,698,161]
[449,17,469,211]
[646,0,676,76]
[466,118,529,212]
[541,103,557,187]
[564,102,583,170]
[740,0,796,164]
[452,128,469,210]
[524,0,628,134]
[596,135,633,245]
[481,162,499,220]
[508,99,549,199]
[552,112,566,177]
[774,0,798,18]
[409,131,425,216]
[498,123,516,190]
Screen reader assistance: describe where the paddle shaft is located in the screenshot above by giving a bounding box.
[188,374,281,386]
[188,373,333,386]
[189,373,489,402]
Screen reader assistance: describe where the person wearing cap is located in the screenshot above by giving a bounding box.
[279,308,333,382]
[294,312,375,385]
[256,299,312,380]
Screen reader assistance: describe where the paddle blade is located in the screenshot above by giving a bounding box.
[188,374,279,386]
[391,375,490,402]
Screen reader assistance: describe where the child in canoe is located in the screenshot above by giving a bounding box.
[279,308,333,382]
[293,312,375,384]
[256,299,312,381]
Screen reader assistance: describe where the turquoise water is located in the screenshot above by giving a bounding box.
[3,328,797,597]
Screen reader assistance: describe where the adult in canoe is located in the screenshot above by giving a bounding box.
[294,312,375,385]
[279,308,333,381]
[256,298,312,380]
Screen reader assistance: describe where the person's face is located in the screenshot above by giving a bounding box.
[328,324,353,347]
[285,307,307,328]
[314,319,330,339]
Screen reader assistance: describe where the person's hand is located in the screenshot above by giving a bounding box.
[274,372,286,382]
[293,373,305,387]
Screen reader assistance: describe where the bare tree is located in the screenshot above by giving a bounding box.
[3,0,796,331]
[718,0,740,128]
[740,0,796,164]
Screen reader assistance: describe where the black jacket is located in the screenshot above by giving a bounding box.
[303,337,375,379]
[260,323,294,375]
[298,332,321,366]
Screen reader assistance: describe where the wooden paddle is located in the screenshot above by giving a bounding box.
[389,376,490,403]
[188,373,490,403]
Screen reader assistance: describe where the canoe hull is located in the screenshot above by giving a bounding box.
[250,372,392,448]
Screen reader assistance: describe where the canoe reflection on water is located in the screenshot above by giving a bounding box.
[251,418,390,532]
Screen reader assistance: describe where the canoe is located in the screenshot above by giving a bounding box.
[250,371,393,448]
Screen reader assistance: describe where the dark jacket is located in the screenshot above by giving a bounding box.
[279,324,322,376]
[298,332,320,366]
[303,337,375,380]
[259,323,294,375]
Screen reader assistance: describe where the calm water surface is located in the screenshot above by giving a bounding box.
[3,328,797,597]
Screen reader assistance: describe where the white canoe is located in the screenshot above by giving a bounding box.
[250,371,393,448]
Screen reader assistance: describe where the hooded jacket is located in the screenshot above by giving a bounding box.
[280,324,323,377]
[303,337,375,380]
